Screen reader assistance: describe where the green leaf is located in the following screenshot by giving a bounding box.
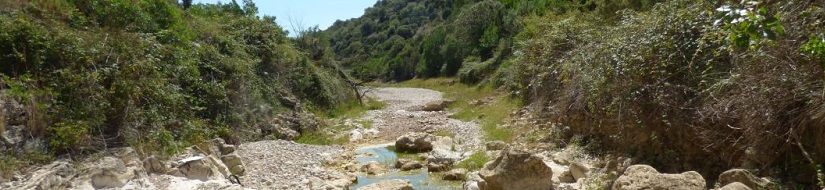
[775,25,785,35]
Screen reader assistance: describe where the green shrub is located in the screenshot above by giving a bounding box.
[458,56,498,84]
[455,151,490,170]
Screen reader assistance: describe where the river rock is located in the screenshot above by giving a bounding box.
[464,181,481,190]
[344,163,360,172]
[364,128,380,138]
[427,162,451,172]
[432,136,454,150]
[90,156,139,188]
[444,168,468,181]
[143,155,168,174]
[401,162,423,171]
[177,156,227,181]
[569,162,589,180]
[396,159,423,171]
[616,157,633,174]
[361,161,386,175]
[357,179,414,190]
[220,144,236,155]
[221,153,245,175]
[428,148,462,165]
[197,138,228,156]
[612,165,705,190]
[327,178,355,190]
[720,182,752,190]
[396,158,414,168]
[8,161,73,189]
[479,147,554,190]
[395,132,436,152]
[552,151,573,165]
[421,100,453,111]
[350,130,363,142]
[718,169,769,189]
[485,141,507,151]
[558,170,576,183]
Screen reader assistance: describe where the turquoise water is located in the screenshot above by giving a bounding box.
[350,145,461,190]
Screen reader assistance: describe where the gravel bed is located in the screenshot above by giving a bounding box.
[236,140,348,190]
[363,87,483,151]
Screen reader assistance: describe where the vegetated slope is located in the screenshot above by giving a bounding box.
[326,0,559,81]
[500,0,825,187]
[0,0,354,178]
[331,0,825,187]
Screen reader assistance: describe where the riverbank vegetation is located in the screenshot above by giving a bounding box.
[329,0,825,187]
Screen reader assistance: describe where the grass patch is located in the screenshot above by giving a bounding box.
[297,97,385,145]
[320,98,386,119]
[0,150,53,180]
[0,155,19,180]
[358,120,374,129]
[295,122,357,145]
[298,97,384,145]
[455,151,491,170]
[376,78,520,142]
[432,129,454,138]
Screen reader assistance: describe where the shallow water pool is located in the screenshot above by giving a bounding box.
[350,145,461,190]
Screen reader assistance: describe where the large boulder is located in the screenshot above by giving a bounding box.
[719,182,752,190]
[612,165,705,190]
[479,148,554,190]
[357,179,414,190]
[395,132,436,152]
[6,161,73,189]
[176,156,228,181]
[4,148,150,190]
[718,169,768,189]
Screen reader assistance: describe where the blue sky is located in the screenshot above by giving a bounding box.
[196,0,378,34]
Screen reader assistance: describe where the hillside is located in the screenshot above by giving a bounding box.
[0,0,356,178]
[328,0,825,188]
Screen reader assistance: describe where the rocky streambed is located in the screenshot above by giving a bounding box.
[0,87,779,190]
[349,144,461,190]
[341,87,483,190]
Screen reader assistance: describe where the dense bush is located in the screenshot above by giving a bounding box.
[497,0,825,186]
[0,0,353,161]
